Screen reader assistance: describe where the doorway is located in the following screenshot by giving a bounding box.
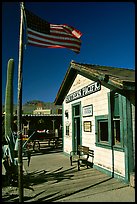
[72,103,81,152]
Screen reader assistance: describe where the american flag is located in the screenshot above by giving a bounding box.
[24,9,82,53]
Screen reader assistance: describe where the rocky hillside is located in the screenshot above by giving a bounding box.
[2,100,62,115]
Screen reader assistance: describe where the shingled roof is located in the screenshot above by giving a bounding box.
[54,61,135,105]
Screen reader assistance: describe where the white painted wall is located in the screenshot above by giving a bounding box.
[63,74,125,177]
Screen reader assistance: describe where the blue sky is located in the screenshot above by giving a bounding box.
[2,2,135,105]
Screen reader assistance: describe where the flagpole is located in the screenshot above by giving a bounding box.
[17,2,24,202]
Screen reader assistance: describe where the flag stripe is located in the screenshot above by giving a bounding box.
[28,35,81,49]
[28,29,80,44]
[28,41,80,53]
[27,27,81,53]
[27,28,81,44]
[28,32,81,50]
[28,37,81,51]
[25,9,82,53]
[51,24,82,38]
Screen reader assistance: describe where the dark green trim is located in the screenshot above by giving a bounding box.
[95,114,109,145]
[80,103,82,145]
[95,115,108,120]
[107,92,125,150]
[119,94,124,148]
[95,95,127,145]
[113,146,124,152]
[108,92,134,183]
[71,101,82,151]
[123,81,135,91]
[72,103,74,150]
[122,96,128,183]
[108,92,112,146]
[95,93,127,181]
[122,95,134,183]
[126,99,134,173]
[95,142,112,149]
[62,103,64,152]
[94,165,126,182]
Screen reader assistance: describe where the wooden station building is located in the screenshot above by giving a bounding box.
[54,60,135,184]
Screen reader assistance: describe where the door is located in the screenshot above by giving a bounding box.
[72,103,81,152]
[74,117,80,152]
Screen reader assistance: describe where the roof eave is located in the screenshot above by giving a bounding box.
[54,62,135,105]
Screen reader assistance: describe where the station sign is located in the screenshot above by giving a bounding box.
[66,81,101,103]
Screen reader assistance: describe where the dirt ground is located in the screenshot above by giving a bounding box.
[2,147,135,202]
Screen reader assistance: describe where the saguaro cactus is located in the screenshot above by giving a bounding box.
[4,58,14,163]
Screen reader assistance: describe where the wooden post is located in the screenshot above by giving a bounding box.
[17,2,24,202]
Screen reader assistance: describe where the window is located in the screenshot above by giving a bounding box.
[108,91,124,150]
[112,93,121,146]
[113,93,119,117]
[113,119,120,144]
[74,105,80,116]
[98,120,108,142]
[95,115,109,146]
[95,92,124,150]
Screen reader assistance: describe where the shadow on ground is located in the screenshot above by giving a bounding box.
[2,148,128,202]
[2,164,77,202]
[3,170,123,202]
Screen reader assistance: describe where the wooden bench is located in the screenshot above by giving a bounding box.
[70,145,94,171]
[32,136,60,151]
